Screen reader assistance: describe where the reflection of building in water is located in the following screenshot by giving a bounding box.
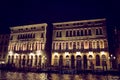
[6,23,48,68]
[51,18,110,70]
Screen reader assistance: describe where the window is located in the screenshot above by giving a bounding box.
[73,42,76,50]
[66,31,68,37]
[56,32,59,37]
[97,41,99,48]
[56,31,62,37]
[81,30,83,36]
[77,30,79,36]
[66,42,68,50]
[59,31,62,37]
[96,29,99,35]
[59,43,61,50]
[41,33,44,38]
[88,29,92,35]
[84,30,87,36]
[73,31,76,36]
[70,31,72,37]
[99,28,103,35]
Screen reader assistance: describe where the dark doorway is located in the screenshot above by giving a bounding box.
[96,55,100,66]
[59,55,63,67]
[76,55,82,70]
[71,55,75,69]
[83,55,87,69]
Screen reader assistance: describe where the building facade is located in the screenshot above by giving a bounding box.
[6,23,48,68]
[0,34,9,62]
[51,18,110,70]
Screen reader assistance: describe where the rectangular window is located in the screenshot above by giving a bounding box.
[66,31,68,37]
[41,33,44,38]
[96,29,99,35]
[88,29,92,35]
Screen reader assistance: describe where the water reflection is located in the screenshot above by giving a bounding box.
[0,70,120,80]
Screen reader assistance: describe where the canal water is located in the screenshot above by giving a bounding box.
[0,70,120,80]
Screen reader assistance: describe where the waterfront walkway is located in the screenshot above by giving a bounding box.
[0,65,119,75]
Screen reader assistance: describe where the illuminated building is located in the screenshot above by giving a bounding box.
[6,23,48,68]
[51,18,110,70]
[0,34,9,62]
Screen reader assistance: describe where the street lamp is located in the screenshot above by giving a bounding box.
[109,54,116,69]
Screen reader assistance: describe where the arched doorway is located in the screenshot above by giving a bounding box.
[96,55,100,66]
[102,54,107,70]
[54,55,58,66]
[8,55,10,64]
[83,55,87,69]
[22,55,26,67]
[34,55,38,67]
[66,55,70,68]
[71,55,75,69]
[30,56,33,67]
[76,55,82,70]
[59,55,63,67]
[39,55,42,68]
[11,55,14,64]
[88,55,93,69]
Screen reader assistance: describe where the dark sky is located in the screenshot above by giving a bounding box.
[0,0,120,33]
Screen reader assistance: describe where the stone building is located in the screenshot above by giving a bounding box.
[6,23,48,68]
[0,34,9,62]
[51,18,110,70]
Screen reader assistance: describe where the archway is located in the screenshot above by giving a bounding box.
[96,55,100,66]
[71,55,75,69]
[54,55,58,66]
[66,55,70,68]
[76,55,82,70]
[59,55,63,67]
[83,55,87,69]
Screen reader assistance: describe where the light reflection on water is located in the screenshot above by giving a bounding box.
[0,70,120,80]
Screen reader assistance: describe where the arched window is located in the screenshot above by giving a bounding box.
[66,42,68,50]
[59,43,61,50]
[81,30,83,36]
[73,42,76,50]
[66,31,68,37]
[97,41,100,49]
[73,30,76,36]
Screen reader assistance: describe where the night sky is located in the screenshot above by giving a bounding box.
[0,0,120,33]
[0,0,119,54]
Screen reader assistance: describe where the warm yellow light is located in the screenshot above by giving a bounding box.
[101,51,105,55]
[89,51,93,55]
[36,50,41,55]
[65,52,69,55]
[9,51,13,56]
[30,53,34,56]
[54,52,58,56]
[76,52,81,55]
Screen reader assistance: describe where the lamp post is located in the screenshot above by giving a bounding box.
[109,54,116,69]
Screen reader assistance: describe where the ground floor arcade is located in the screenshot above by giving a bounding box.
[51,51,111,70]
[6,50,48,69]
